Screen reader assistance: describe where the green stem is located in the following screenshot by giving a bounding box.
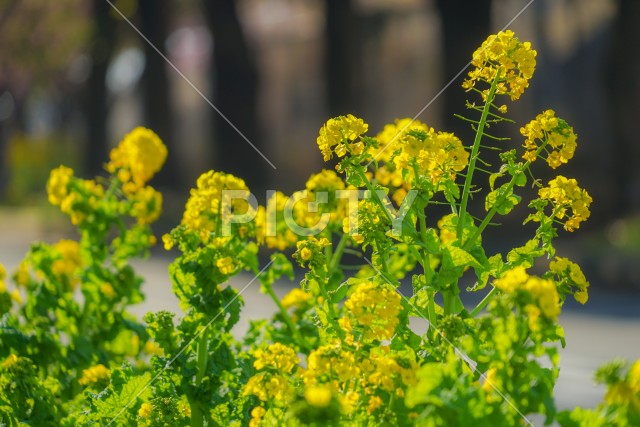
[354,166,392,222]
[464,138,550,251]
[328,233,349,276]
[264,284,304,346]
[378,246,400,287]
[470,286,498,317]
[191,330,209,427]
[443,292,453,316]
[319,268,345,340]
[457,72,501,241]
[418,212,437,328]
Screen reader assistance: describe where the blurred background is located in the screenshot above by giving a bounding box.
[0,0,638,411]
[1,0,639,289]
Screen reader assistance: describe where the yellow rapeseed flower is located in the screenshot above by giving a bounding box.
[106,127,167,192]
[216,257,235,275]
[305,384,332,408]
[181,170,250,242]
[2,354,18,369]
[281,288,312,310]
[52,239,82,289]
[521,110,577,168]
[538,176,592,231]
[252,342,299,373]
[494,266,529,293]
[47,166,74,206]
[463,30,537,101]
[78,364,111,386]
[343,281,402,342]
[10,289,22,304]
[138,402,153,418]
[317,115,368,161]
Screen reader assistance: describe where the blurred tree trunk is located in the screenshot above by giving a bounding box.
[325,0,360,117]
[608,0,640,217]
[435,0,492,139]
[85,0,114,176]
[138,0,179,189]
[203,0,266,193]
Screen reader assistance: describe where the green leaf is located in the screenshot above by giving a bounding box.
[506,239,544,268]
[93,372,152,418]
[485,184,521,215]
[405,363,444,407]
[445,246,482,270]
[489,170,505,191]
[329,282,350,303]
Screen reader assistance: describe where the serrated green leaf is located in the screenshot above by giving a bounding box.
[445,246,482,270]
[94,372,151,418]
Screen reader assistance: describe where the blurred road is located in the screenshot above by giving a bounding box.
[1,208,638,415]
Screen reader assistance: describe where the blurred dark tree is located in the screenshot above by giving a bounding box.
[324,0,361,118]
[435,0,492,142]
[85,0,114,177]
[138,0,179,188]
[608,0,640,218]
[0,0,89,187]
[202,0,267,194]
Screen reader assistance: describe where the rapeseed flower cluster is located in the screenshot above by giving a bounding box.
[462,30,537,100]
[343,198,389,246]
[549,257,590,304]
[394,129,469,187]
[367,118,469,196]
[106,127,167,194]
[78,364,110,386]
[494,267,560,329]
[317,114,368,161]
[293,236,330,269]
[253,342,299,373]
[181,171,251,243]
[280,288,312,310]
[304,169,348,225]
[255,192,299,250]
[340,281,402,342]
[130,185,163,225]
[538,176,592,231]
[244,343,299,404]
[47,168,105,225]
[603,360,640,412]
[51,239,82,289]
[302,345,359,413]
[46,165,73,206]
[47,129,167,226]
[521,109,577,168]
